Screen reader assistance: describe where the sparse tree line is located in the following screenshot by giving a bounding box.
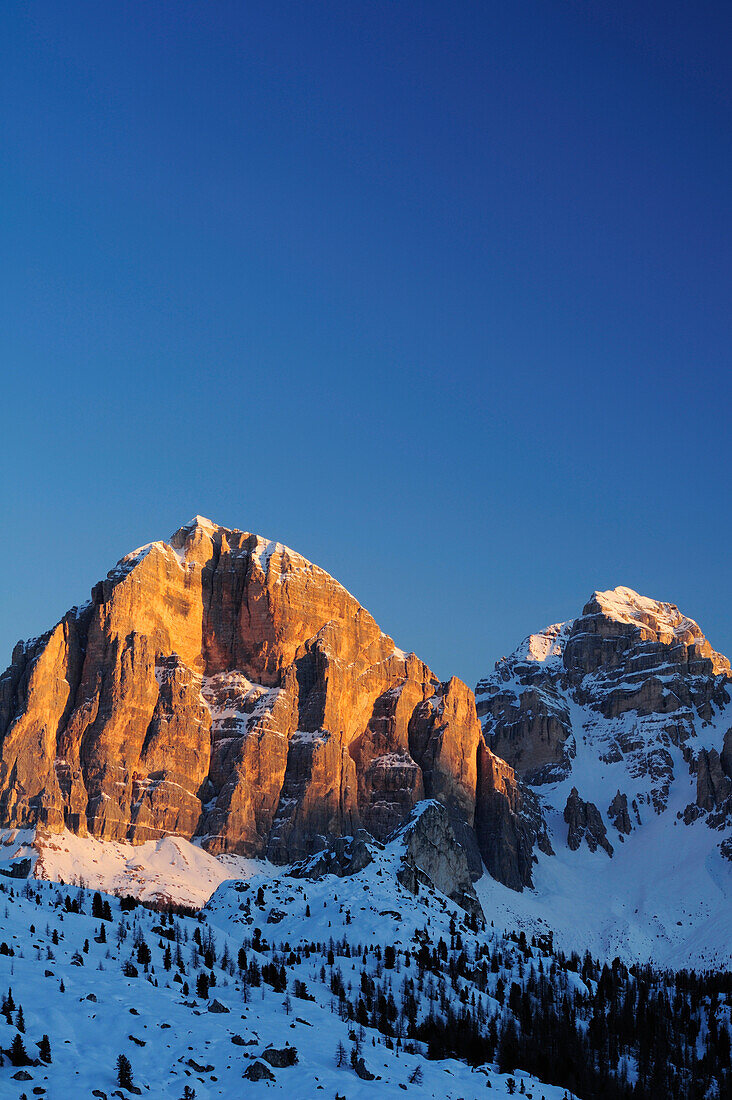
[0,876,729,1099]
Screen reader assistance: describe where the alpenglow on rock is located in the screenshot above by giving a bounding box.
[0,517,533,887]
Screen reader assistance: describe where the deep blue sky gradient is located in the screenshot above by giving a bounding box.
[2,1,731,686]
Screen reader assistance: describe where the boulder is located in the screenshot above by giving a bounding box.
[261,1045,298,1067]
[243,1060,276,1081]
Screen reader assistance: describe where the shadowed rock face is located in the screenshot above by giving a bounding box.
[563,787,613,856]
[476,622,573,786]
[475,743,553,891]
[394,801,483,919]
[0,517,527,884]
[607,791,632,836]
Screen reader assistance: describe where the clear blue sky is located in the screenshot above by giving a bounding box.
[2,1,730,687]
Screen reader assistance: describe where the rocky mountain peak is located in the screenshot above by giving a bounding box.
[0,518,538,892]
[485,586,730,687]
[179,513,218,533]
[566,585,731,679]
[168,516,306,579]
[477,585,732,877]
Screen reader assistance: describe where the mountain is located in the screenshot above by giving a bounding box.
[0,516,538,892]
[2,525,731,968]
[0,545,730,1098]
[475,586,732,967]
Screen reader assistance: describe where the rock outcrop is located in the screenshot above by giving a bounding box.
[0,517,530,887]
[243,1061,275,1082]
[607,791,632,836]
[695,749,731,813]
[394,801,483,918]
[262,1046,298,1068]
[290,833,373,879]
[563,788,613,856]
[693,747,732,828]
[475,744,552,891]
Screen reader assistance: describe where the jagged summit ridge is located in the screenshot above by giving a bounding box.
[0,517,535,891]
[592,585,725,648]
[487,585,728,677]
[572,585,730,676]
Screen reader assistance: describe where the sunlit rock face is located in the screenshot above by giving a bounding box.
[0,517,529,884]
[476,586,732,855]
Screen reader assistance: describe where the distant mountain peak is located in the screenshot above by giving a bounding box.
[491,586,729,680]
[475,584,732,963]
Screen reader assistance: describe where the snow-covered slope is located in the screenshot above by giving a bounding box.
[0,828,258,910]
[0,800,727,1098]
[0,886,566,1099]
[475,771,732,969]
[0,833,576,1099]
[476,586,732,968]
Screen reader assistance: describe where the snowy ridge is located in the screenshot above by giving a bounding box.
[0,828,256,910]
[108,539,190,582]
[512,621,573,667]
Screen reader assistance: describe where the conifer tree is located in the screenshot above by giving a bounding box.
[9,1032,28,1066]
[116,1052,133,1088]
